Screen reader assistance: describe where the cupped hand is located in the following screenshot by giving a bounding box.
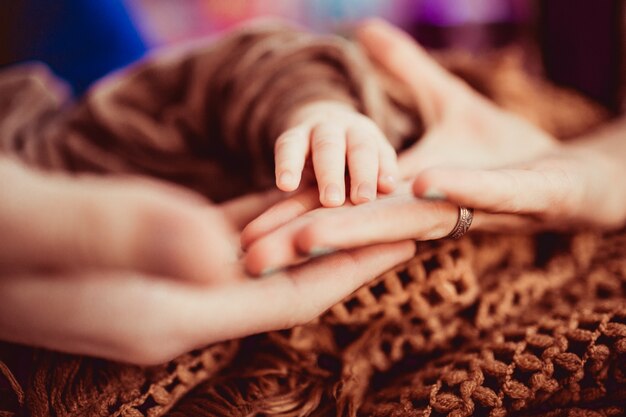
[0,158,238,284]
[1,240,413,365]
[357,19,557,178]
[0,158,415,364]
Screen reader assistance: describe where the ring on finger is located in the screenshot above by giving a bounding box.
[446,206,474,239]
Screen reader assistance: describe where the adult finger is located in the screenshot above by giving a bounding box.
[244,207,327,276]
[240,189,320,250]
[0,241,414,365]
[0,160,237,283]
[274,127,310,192]
[346,124,380,204]
[219,188,286,232]
[244,192,457,271]
[240,240,414,333]
[311,123,347,207]
[356,19,472,125]
[412,166,581,217]
[294,195,458,254]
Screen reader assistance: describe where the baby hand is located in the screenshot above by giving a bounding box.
[274,101,398,207]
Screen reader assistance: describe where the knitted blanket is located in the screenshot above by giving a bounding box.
[1,24,623,417]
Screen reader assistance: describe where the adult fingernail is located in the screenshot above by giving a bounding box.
[324,184,342,204]
[422,188,447,200]
[357,183,375,202]
[260,266,283,277]
[279,171,293,187]
[309,247,335,257]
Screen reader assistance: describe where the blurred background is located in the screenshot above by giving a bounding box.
[0,0,623,110]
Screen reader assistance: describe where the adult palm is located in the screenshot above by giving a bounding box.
[357,19,557,178]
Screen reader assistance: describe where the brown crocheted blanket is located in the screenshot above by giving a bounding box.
[1,23,624,417]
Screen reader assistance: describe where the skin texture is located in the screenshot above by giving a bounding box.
[242,20,626,274]
[274,101,398,207]
[0,158,414,364]
[358,20,626,230]
[4,19,626,365]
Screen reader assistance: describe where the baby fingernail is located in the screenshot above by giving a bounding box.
[309,247,335,257]
[279,171,293,186]
[382,175,396,185]
[324,184,342,204]
[422,188,447,200]
[357,183,375,201]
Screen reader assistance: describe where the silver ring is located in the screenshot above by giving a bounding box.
[447,207,474,239]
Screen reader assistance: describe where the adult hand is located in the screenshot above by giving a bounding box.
[0,240,412,365]
[240,20,626,274]
[241,185,456,275]
[357,19,557,178]
[359,19,626,231]
[411,125,626,232]
[0,158,237,284]
[239,19,556,273]
[243,134,626,277]
[0,158,415,364]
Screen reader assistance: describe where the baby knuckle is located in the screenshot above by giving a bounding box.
[314,121,342,135]
[381,142,398,156]
[349,121,383,139]
[365,121,386,138]
[349,141,376,156]
[313,137,341,151]
[275,133,301,149]
[274,138,289,152]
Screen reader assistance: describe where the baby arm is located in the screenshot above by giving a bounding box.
[58,22,409,202]
[275,100,399,207]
